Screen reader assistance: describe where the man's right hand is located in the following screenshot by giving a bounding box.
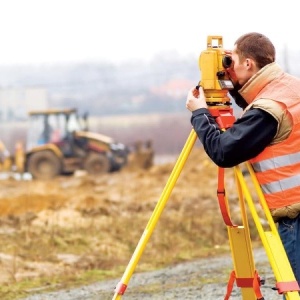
[186,86,208,112]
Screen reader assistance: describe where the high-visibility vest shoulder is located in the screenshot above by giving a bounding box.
[249,71,300,209]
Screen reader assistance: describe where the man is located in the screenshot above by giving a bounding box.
[186,32,300,286]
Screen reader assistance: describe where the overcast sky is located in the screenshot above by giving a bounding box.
[0,0,298,66]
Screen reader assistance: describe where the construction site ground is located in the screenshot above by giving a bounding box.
[23,248,281,299]
[0,146,281,299]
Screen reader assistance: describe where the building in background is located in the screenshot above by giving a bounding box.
[0,87,48,121]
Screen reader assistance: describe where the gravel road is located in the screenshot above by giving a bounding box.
[23,247,285,300]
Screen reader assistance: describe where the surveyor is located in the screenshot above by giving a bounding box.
[186,32,300,287]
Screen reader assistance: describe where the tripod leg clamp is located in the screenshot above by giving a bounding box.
[275,281,300,294]
[224,270,264,300]
[114,282,127,295]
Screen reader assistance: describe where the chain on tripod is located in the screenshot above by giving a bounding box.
[197,35,236,129]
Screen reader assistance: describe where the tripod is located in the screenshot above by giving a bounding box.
[112,110,300,299]
[112,34,300,299]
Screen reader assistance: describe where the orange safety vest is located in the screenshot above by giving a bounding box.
[248,71,300,209]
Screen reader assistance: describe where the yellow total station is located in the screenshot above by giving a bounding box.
[199,35,234,105]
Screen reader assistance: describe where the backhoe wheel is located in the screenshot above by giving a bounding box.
[84,153,110,175]
[27,151,62,180]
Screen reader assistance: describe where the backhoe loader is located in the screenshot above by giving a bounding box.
[0,108,129,180]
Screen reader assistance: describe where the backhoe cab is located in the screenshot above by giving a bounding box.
[24,108,129,179]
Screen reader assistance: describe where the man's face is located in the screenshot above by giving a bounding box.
[231,45,249,86]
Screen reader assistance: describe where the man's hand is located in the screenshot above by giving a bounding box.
[186,86,207,112]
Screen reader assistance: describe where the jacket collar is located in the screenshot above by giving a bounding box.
[239,62,284,104]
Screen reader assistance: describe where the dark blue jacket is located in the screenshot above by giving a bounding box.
[191,107,277,168]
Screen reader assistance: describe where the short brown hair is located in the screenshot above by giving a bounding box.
[235,32,276,69]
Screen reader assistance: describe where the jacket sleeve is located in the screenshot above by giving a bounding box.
[191,107,278,168]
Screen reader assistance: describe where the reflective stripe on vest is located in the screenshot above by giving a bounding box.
[259,174,300,195]
[252,152,300,172]
[252,152,300,195]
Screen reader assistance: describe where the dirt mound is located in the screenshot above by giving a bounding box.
[0,146,247,299]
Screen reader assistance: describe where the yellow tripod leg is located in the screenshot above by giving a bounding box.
[223,168,259,299]
[112,129,197,300]
[227,226,258,299]
[234,164,300,300]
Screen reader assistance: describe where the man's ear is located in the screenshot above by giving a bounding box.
[246,58,256,70]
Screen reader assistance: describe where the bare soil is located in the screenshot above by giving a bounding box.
[0,146,273,299]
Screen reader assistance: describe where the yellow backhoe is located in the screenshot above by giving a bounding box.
[0,108,130,179]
